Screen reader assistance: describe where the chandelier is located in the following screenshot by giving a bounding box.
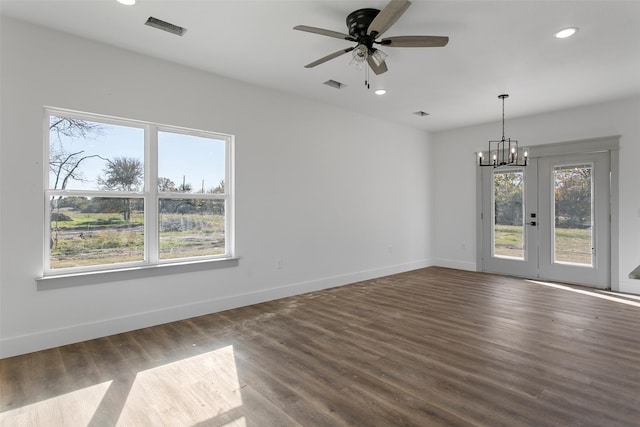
[478,94,528,167]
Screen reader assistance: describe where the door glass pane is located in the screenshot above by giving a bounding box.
[553,164,593,265]
[493,169,524,259]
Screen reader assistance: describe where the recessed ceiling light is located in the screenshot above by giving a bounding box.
[554,27,578,39]
[117,0,136,5]
[374,89,386,95]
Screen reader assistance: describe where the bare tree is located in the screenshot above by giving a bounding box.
[50,117,101,141]
[49,117,102,248]
[49,117,103,190]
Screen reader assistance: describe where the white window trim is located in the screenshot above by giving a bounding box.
[41,107,236,283]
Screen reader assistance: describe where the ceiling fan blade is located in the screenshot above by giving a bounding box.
[294,25,355,41]
[380,35,449,47]
[367,0,411,38]
[304,47,356,68]
[367,56,388,75]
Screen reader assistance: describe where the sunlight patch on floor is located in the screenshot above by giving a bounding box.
[0,380,113,426]
[526,279,640,307]
[224,416,247,427]
[116,345,243,426]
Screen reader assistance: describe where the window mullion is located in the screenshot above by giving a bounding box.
[147,125,159,263]
[226,136,234,257]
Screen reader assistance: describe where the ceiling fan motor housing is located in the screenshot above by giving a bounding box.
[347,8,380,38]
[347,8,381,53]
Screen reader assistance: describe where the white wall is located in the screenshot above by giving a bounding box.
[432,96,640,294]
[0,17,434,358]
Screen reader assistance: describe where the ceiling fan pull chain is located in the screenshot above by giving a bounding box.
[365,63,370,89]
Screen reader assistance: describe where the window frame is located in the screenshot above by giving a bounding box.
[43,107,235,277]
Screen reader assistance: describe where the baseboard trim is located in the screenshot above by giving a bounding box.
[619,279,640,295]
[433,258,477,272]
[0,259,433,358]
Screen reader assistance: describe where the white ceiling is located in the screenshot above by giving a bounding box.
[2,0,640,132]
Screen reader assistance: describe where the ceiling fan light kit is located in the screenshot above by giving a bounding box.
[294,0,448,89]
[370,49,387,67]
[478,94,528,168]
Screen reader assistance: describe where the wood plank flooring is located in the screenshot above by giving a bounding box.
[1,267,640,426]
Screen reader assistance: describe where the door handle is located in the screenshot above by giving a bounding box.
[527,221,537,226]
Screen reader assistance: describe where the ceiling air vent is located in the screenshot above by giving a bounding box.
[145,17,187,36]
[413,111,430,116]
[324,80,346,89]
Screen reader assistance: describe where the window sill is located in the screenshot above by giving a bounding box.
[36,257,239,290]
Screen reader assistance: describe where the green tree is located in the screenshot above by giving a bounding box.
[211,180,224,194]
[555,166,591,228]
[98,157,143,221]
[177,175,192,193]
[158,177,177,192]
[494,171,523,226]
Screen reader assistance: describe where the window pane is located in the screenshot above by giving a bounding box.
[159,198,225,260]
[49,196,144,269]
[493,169,524,259]
[554,164,593,265]
[49,116,144,191]
[158,131,225,194]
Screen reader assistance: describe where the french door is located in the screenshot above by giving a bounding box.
[480,152,610,288]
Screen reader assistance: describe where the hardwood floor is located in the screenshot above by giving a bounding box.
[2,267,640,426]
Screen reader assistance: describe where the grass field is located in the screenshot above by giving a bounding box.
[50,209,224,268]
[495,224,592,264]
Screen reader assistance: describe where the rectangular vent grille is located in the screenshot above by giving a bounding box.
[145,17,186,36]
[413,111,430,116]
[324,80,346,89]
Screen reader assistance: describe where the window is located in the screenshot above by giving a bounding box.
[45,109,234,275]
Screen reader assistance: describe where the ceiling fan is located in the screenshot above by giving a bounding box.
[294,0,448,77]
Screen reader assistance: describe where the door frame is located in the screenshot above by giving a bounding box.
[480,160,539,279]
[476,135,620,290]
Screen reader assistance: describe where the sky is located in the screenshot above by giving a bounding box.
[49,117,226,193]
